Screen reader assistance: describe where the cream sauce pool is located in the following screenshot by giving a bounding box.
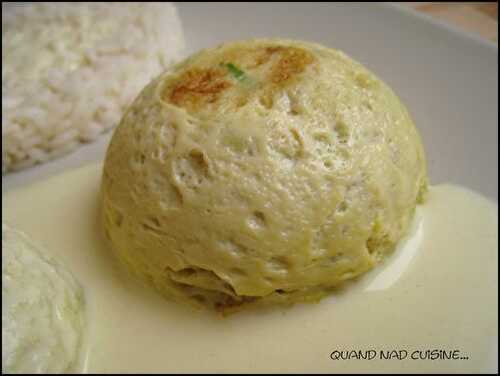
[2,163,498,373]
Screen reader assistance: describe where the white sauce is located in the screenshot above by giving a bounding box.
[2,163,498,373]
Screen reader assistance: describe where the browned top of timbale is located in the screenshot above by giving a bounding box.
[164,45,315,112]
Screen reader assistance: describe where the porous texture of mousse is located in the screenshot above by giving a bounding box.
[101,39,427,313]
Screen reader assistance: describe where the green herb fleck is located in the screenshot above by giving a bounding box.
[224,63,246,81]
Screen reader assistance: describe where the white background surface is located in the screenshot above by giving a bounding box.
[3,3,498,200]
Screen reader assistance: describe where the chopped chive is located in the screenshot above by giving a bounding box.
[224,62,246,81]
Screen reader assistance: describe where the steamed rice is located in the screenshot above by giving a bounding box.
[2,224,85,373]
[2,2,185,173]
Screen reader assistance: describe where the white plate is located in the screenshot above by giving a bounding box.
[2,3,498,200]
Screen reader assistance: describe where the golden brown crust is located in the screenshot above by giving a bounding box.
[163,45,315,112]
[268,46,315,84]
[167,67,232,110]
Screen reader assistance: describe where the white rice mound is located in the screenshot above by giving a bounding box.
[2,2,185,173]
[2,224,86,374]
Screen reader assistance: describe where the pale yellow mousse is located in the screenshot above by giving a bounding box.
[101,38,427,312]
